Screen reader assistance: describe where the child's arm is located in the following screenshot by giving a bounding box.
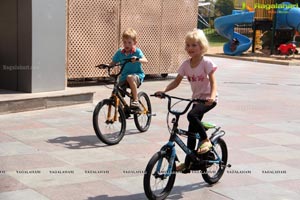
[164,74,183,92]
[207,72,217,104]
[155,74,183,96]
[131,56,148,64]
[110,60,120,66]
[138,56,148,64]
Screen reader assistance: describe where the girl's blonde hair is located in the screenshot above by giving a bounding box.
[122,28,137,42]
[185,29,209,55]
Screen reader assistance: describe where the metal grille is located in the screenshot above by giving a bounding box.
[160,0,198,74]
[67,0,119,79]
[67,0,198,79]
[119,0,162,75]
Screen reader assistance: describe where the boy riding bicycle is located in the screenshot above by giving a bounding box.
[156,29,218,172]
[110,28,148,108]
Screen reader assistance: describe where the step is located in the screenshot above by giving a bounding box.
[0,89,94,115]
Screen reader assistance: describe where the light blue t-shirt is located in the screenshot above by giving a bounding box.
[112,48,145,82]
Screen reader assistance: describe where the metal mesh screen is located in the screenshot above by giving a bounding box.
[160,0,198,74]
[67,0,198,79]
[119,0,162,75]
[67,0,119,79]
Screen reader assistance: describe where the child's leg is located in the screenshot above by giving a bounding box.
[184,134,196,167]
[187,103,216,140]
[126,75,138,101]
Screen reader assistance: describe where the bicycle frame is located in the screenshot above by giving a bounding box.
[101,60,149,122]
[154,94,223,177]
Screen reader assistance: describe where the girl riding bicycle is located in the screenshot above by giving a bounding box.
[156,29,218,172]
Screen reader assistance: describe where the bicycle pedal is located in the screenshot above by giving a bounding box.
[181,168,191,174]
[130,107,141,112]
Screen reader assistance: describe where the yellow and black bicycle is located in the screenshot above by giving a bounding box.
[93,58,153,145]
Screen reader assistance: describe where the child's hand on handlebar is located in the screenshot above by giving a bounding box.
[154,91,165,98]
[205,98,215,106]
[131,56,139,63]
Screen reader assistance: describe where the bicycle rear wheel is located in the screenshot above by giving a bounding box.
[202,138,228,184]
[143,152,176,200]
[134,92,152,132]
[93,99,126,145]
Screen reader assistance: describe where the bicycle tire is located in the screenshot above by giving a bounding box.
[143,152,176,200]
[134,92,152,132]
[202,138,228,184]
[93,99,126,145]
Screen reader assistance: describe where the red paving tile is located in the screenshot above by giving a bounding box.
[1,57,300,199]
[0,175,27,192]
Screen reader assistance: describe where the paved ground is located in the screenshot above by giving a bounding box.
[1,57,300,200]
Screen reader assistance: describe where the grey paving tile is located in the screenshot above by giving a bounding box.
[256,121,300,133]
[3,128,68,141]
[228,162,300,182]
[242,145,300,161]
[49,148,127,165]
[7,166,101,189]
[249,132,300,145]
[0,142,39,156]
[211,183,300,200]
[0,189,49,200]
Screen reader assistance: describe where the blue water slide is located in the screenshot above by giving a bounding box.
[276,2,300,32]
[214,11,254,56]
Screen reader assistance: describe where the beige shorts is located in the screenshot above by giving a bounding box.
[119,74,141,88]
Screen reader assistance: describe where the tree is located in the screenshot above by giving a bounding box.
[215,0,234,17]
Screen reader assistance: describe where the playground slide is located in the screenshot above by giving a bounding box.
[276,2,300,32]
[214,11,254,56]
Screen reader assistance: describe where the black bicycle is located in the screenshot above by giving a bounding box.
[143,93,228,200]
[93,58,153,145]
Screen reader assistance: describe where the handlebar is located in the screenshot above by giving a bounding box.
[151,93,207,116]
[95,57,140,77]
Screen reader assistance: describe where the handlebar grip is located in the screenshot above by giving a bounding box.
[123,57,139,62]
[95,64,105,69]
[96,64,115,70]
[151,93,166,98]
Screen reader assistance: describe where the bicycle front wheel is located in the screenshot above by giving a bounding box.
[93,99,126,145]
[134,92,152,132]
[143,152,176,200]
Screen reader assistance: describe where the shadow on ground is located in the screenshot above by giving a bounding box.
[47,129,142,149]
[47,135,107,149]
[87,182,211,200]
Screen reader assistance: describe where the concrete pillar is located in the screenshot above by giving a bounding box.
[0,0,66,93]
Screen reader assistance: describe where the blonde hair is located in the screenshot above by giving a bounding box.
[185,29,209,55]
[122,28,137,42]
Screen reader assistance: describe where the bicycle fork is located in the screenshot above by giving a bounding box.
[155,141,177,178]
[106,95,119,123]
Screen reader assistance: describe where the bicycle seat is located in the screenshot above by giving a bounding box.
[201,122,216,129]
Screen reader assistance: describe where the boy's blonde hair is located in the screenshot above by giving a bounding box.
[185,29,209,55]
[122,28,137,42]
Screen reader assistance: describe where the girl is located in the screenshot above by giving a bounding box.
[155,29,218,172]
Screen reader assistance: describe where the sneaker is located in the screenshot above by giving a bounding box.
[176,163,186,172]
[130,100,139,108]
[197,140,213,154]
[176,163,191,173]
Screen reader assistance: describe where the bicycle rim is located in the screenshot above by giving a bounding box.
[144,153,176,200]
[134,92,152,132]
[93,100,126,145]
[202,138,227,184]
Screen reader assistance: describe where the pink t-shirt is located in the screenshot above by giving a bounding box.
[177,56,217,100]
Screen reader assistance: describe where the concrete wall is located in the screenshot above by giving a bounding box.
[31,0,66,92]
[0,0,66,93]
[0,0,19,91]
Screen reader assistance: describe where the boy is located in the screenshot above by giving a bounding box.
[111,28,148,108]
